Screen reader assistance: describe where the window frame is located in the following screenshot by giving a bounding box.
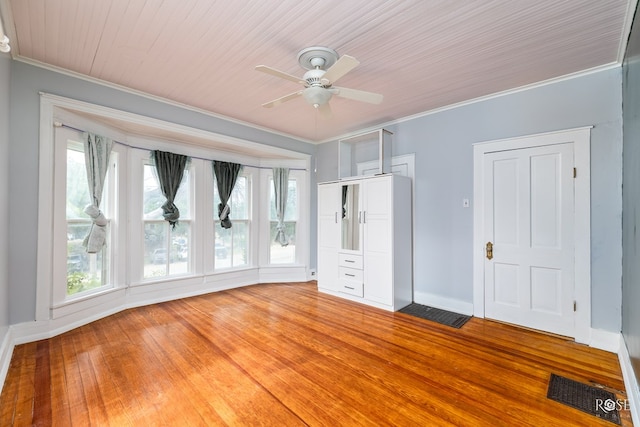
[140,160,194,281]
[51,126,126,310]
[259,168,309,268]
[212,171,253,271]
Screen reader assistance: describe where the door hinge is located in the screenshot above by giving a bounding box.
[573,301,577,312]
[573,167,577,178]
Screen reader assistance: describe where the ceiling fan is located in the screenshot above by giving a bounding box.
[255,46,383,116]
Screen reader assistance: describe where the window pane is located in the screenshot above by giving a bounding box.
[213,175,248,220]
[66,144,110,296]
[67,222,107,295]
[144,222,167,278]
[144,165,190,220]
[269,178,297,221]
[232,222,248,267]
[67,148,91,219]
[213,174,250,271]
[174,171,191,219]
[269,221,296,264]
[143,165,165,220]
[170,221,190,275]
[215,227,232,269]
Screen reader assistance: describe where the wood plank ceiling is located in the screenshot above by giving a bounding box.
[1,0,635,142]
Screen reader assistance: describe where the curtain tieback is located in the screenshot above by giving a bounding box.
[161,200,180,228]
[275,222,289,247]
[83,204,108,253]
[218,204,232,229]
[84,204,108,226]
[219,204,230,221]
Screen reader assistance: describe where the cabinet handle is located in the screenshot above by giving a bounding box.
[345,273,355,277]
[363,211,366,224]
[335,212,338,223]
[345,259,355,263]
[358,211,362,224]
[345,286,355,290]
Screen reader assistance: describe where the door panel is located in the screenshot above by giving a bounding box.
[531,153,561,249]
[493,158,519,246]
[484,143,575,337]
[530,266,561,314]
[493,263,519,306]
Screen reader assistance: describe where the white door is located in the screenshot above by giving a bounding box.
[317,183,341,292]
[363,176,393,305]
[483,143,575,337]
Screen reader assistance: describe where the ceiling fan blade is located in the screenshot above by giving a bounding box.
[255,65,305,85]
[262,91,302,108]
[317,102,332,118]
[332,86,384,104]
[321,55,359,84]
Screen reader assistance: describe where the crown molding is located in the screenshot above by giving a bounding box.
[13,56,316,146]
[319,62,621,144]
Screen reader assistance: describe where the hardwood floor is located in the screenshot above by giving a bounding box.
[0,282,632,426]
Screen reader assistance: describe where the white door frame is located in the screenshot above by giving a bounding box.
[472,127,591,344]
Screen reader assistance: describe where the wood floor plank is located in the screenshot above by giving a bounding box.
[0,282,633,426]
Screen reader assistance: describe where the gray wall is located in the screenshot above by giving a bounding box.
[622,4,640,386]
[8,60,316,324]
[0,54,9,337]
[318,67,623,332]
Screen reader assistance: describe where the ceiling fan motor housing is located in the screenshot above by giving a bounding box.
[303,68,329,88]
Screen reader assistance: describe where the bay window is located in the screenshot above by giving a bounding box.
[43,95,310,323]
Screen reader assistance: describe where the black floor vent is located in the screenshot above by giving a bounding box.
[547,373,621,425]
[398,303,471,328]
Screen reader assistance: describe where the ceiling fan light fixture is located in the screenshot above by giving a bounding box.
[303,86,332,107]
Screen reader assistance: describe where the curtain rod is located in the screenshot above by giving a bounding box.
[53,122,307,171]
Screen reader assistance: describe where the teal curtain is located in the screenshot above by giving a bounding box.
[82,132,113,253]
[213,161,242,229]
[152,150,189,228]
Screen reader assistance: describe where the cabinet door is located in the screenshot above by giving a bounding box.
[363,177,393,305]
[317,183,341,291]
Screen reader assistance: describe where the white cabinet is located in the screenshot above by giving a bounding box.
[317,174,412,311]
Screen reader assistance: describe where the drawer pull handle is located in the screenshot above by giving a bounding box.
[345,286,355,290]
[345,273,355,277]
[345,259,355,263]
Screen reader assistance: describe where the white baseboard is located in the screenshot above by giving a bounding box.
[619,335,640,426]
[413,290,474,316]
[258,266,308,283]
[589,328,621,353]
[0,326,14,395]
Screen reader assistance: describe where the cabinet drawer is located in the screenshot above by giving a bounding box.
[338,267,363,297]
[338,253,363,269]
[338,278,364,297]
[339,266,363,282]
